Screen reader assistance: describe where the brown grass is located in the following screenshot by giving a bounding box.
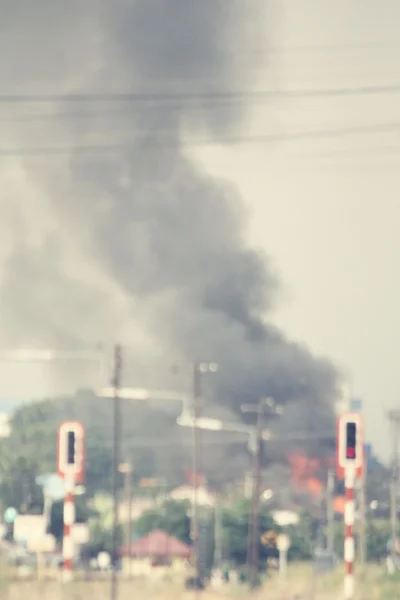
[0,564,399,600]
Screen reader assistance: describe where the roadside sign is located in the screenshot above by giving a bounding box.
[118,462,132,474]
[57,420,85,483]
[261,530,277,547]
[13,515,46,542]
[27,534,56,553]
[336,412,364,480]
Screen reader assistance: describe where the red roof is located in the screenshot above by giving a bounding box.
[118,529,192,558]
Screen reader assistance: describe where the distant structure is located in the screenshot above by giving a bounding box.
[0,413,11,438]
[335,381,352,414]
[168,484,216,507]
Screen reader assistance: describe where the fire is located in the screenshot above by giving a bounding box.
[333,496,346,514]
[287,454,334,500]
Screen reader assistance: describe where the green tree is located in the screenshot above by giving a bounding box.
[0,397,117,509]
[0,455,43,514]
[135,499,191,543]
[0,401,56,513]
[286,509,318,560]
[85,445,114,495]
[331,518,396,562]
[366,521,390,561]
[222,498,278,568]
[85,521,124,558]
[49,498,97,540]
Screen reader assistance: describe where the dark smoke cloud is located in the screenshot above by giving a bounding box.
[0,1,341,432]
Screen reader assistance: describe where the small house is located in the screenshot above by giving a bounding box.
[118,529,192,576]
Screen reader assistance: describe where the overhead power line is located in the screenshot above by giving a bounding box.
[1,121,400,157]
[271,42,400,52]
[1,83,400,105]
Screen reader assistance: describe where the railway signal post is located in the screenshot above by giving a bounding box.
[336,412,364,600]
[57,420,85,582]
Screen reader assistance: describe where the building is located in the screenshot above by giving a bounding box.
[118,498,156,524]
[118,529,192,576]
[0,413,11,438]
[168,484,216,507]
[335,381,352,414]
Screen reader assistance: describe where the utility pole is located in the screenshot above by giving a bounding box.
[214,497,223,569]
[241,397,280,589]
[190,360,218,591]
[248,403,263,589]
[111,344,122,600]
[326,469,335,555]
[388,410,400,562]
[191,360,202,589]
[126,459,133,578]
[119,459,133,578]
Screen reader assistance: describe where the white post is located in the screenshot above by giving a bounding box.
[276,534,290,582]
[279,549,287,580]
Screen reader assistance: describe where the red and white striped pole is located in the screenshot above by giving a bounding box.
[344,468,355,600]
[337,412,364,600]
[63,476,75,582]
[57,420,85,583]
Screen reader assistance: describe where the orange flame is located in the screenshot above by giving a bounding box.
[287,454,332,500]
[333,496,346,514]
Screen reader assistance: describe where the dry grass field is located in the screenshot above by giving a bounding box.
[0,564,399,600]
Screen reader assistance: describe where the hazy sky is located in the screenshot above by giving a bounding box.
[1,0,400,460]
[194,0,400,459]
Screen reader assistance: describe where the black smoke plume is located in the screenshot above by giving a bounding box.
[0,1,341,435]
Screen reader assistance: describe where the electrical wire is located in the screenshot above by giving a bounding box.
[1,121,400,157]
[0,82,400,105]
[0,83,399,124]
